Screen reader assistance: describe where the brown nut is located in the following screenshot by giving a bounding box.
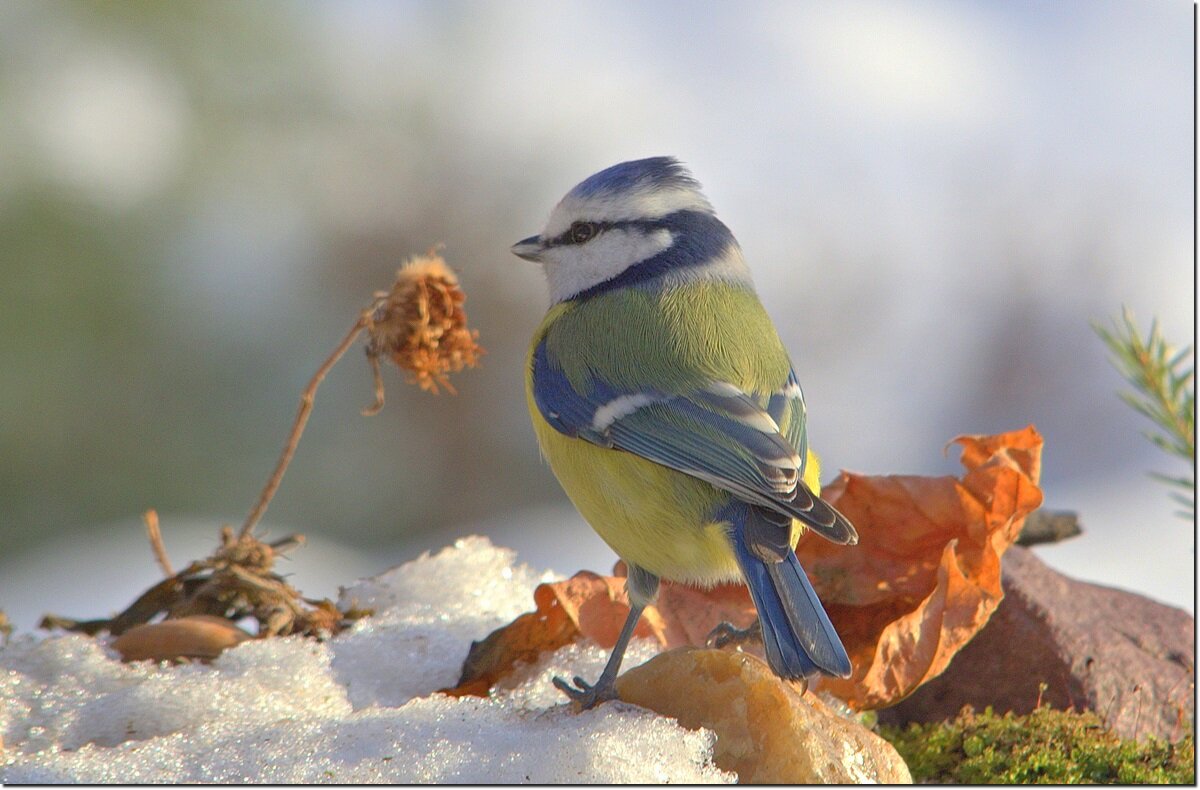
[112,615,252,663]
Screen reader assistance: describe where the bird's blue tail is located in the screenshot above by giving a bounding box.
[729,503,853,680]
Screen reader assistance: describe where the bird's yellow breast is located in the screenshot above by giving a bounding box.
[528,401,742,584]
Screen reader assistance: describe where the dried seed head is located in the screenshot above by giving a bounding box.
[364,250,483,395]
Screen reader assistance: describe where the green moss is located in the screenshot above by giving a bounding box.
[877,705,1195,784]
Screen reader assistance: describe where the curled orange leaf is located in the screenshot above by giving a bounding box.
[803,425,1044,708]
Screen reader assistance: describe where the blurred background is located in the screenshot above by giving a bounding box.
[0,0,1193,631]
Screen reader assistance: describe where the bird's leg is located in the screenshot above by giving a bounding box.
[706,617,763,649]
[554,565,658,710]
[553,600,645,709]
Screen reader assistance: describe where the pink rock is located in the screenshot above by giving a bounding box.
[877,546,1194,741]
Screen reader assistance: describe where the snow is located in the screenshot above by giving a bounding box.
[0,537,733,783]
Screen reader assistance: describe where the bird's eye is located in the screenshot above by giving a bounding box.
[569,221,597,244]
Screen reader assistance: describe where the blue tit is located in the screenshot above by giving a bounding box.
[513,157,857,709]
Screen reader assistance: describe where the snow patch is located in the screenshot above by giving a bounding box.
[1,537,733,783]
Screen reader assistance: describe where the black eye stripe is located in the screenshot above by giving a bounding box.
[547,219,663,248]
[556,221,601,246]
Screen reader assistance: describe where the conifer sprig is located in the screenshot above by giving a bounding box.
[1094,307,1195,517]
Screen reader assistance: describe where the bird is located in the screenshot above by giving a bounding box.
[512,157,857,709]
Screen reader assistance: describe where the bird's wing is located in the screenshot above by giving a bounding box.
[767,367,808,475]
[531,339,856,544]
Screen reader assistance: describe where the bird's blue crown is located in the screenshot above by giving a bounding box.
[529,156,747,302]
[567,156,704,203]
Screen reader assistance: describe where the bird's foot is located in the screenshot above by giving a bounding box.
[706,618,763,649]
[552,674,619,710]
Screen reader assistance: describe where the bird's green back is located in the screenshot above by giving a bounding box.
[541,282,793,397]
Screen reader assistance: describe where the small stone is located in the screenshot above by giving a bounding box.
[112,615,252,662]
[616,647,911,784]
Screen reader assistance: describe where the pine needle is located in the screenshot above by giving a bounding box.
[1093,307,1195,517]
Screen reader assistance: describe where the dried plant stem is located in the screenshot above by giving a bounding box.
[238,316,369,539]
[143,509,174,577]
[363,348,387,416]
[237,250,480,539]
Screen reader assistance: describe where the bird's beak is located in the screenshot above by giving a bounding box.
[511,235,545,263]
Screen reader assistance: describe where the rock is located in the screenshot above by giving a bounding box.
[616,647,912,784]
[876,546,1194,741]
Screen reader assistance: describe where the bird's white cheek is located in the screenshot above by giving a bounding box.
[544,229,673,302]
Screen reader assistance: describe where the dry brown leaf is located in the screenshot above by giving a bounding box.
[448,427,1043,706]
[803,424,1044,709]
[447,569,759,696]
[447,572,656,696]
[644,578,760,650]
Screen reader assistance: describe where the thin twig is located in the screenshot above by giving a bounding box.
[1016,509,1081,547]
[239,315,369,539]
[143,509,174,577]
[268,534,307,553]
[363,348,387,416]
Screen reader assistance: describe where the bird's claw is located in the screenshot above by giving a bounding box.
[553,674,618,710]
[706,619,763,649]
